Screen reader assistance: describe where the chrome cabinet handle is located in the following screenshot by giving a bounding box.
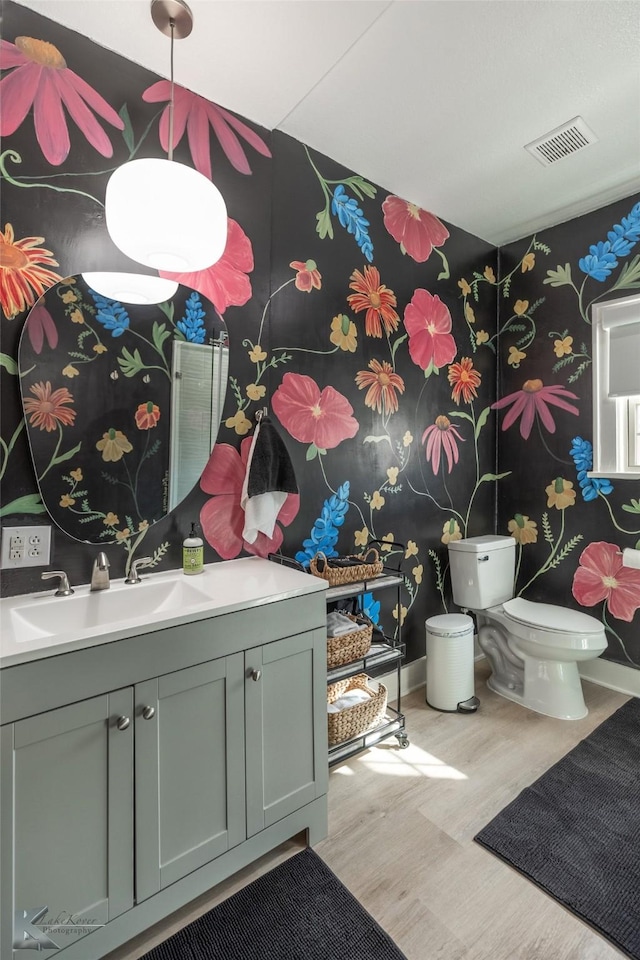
[251,669,261,682]
[142,705,155,720]
[116,715,130,731]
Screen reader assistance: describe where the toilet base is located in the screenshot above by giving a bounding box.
[487,658,588,721]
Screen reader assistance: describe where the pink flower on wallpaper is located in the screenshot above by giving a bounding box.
[200,439,299,560]
[492,379,579,440]
[382,195,450,262]
[0,37,124,165]
[404,289,457,374]
[272,373,359,450]
[422,415,464,475]
[24,302,58,354]
[160,218,253,314]
[572,541,640,622]
[143,81,271,178]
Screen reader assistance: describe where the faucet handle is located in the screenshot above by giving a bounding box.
[41,571,74,597]
[125,556,153,585]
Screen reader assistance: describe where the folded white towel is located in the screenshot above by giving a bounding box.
[326,611,360,637]
[330,689,372,711]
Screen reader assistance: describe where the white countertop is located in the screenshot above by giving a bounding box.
[0,557,327,669]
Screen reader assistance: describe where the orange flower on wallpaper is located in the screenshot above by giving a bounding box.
[23,381,76,432]
[355,359,405,415]
[135,401,161,430]
[347,265,399,338]
[448,357,481,405]
[290,259,321,292]
[96,429,133,462]
[0,224,62,319]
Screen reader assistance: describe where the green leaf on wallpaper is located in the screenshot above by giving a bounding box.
[0,493,46,518]
[622,499,640,514]
[157,300,175,322]
[345,176,377,201]
[448,410,473,424]
[474,406,491,438]
[544,263,572,287]
[364,435,393,448]
[0,353,17,375]
[152,321,172,353]
[612,254,640,290]
[119,104,135,155]
[424,361,439,378]
[478,471,511,483]
[118,347,144,377]
[51,442,82,467]
[316,207,333,240]
[306,443,319,461]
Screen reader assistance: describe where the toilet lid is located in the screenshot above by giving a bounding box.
[503,598,604,635]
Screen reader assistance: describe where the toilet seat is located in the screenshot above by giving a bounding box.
[503,598,604,636]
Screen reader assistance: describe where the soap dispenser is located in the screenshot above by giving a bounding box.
[183,522,204,575]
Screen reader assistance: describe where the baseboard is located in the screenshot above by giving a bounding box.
[579,658,640,697]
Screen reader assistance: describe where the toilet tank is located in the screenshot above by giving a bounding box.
[448,535,516,609]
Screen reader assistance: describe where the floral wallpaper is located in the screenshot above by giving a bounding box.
[496,196,640,669]
[1,2,638,672]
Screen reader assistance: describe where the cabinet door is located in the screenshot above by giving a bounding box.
[0,689,133,958]
[135,653,245,902]
[245,629,327,838]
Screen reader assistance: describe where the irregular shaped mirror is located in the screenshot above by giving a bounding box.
[19,274,228,544]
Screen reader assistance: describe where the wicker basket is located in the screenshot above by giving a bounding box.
[310,548,383,587]
[326,614,373,669]
[327,673,388,746]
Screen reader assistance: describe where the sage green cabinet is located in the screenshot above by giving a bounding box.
[135,655,245,902]
[1,689,134,958]
[245,629,327,837]
[1,587,328,960]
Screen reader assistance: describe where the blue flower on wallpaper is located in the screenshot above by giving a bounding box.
[331,185,374,262]
[361,592,381,626]
[177,291,207,343]
[295,481,350,567]
[578,201,640,281]
[570,436,614,501]
[90,292,130,337]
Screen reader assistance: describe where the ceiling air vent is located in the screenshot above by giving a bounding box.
[525,116,598,166]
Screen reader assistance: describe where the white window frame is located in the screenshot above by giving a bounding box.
[590,292,640,479]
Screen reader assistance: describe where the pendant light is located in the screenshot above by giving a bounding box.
[105,0,227,273]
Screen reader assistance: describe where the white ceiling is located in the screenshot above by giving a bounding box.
[14,0,640,245]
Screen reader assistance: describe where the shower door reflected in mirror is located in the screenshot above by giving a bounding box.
[19,274,228,544]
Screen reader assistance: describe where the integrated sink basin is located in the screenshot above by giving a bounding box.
[8,576,213,643]
[0,557,328,668]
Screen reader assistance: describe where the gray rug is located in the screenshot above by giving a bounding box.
[141,847,408,959]
[475,697,640,959]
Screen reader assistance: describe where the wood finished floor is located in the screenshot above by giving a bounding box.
[108,662,629,960]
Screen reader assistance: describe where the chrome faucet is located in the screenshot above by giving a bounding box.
[125,556,152,584]
[90,552,110,591]
[41,570,74,596]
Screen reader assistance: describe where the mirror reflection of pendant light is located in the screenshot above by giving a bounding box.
[82,273,179,305]
[105,0,227,273]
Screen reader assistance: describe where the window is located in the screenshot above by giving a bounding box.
[591,293,640,479]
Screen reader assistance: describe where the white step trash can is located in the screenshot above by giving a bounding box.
[425,613,479,713]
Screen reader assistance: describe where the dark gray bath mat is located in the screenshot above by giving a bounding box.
[476,697,640,959]
[141,846,408,959]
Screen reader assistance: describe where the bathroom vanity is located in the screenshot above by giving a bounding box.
[0,558,328,959]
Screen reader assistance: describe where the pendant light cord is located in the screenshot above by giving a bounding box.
[168,17,175,161]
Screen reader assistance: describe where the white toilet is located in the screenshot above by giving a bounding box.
[447,535,607,720]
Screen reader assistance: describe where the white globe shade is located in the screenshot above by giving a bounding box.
[105,158,227,273]
[83,272,179,304]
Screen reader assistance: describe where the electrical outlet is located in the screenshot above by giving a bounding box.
[1,525,52,568]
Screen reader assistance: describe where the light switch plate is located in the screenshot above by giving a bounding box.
[1,525,52,568]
